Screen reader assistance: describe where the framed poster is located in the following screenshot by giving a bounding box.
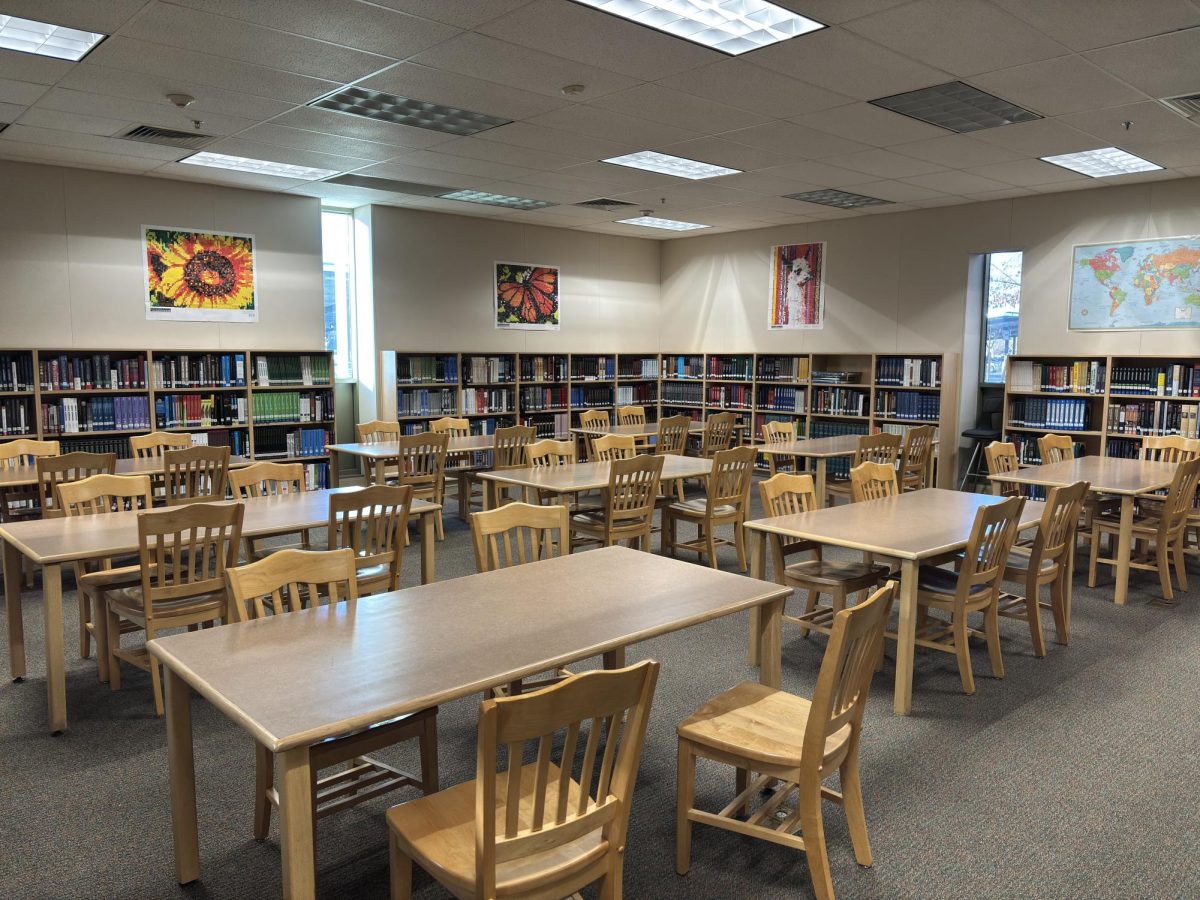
[144,226,257,322]
[495,261,560,330]
[769,242,825,330]
[1070,235,1200,330]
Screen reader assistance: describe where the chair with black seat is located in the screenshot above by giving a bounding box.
[959,392,1004,491]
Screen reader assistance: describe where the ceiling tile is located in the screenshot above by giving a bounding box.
[0,101,27,122]
[351,160,478,188]
[0,78,48,107]
[971,118,1101,156]
[907,195,976,208]
[834,148,946,178]
[750,159,880,187]
[472,122,632,161]
[1120,137,1200,169]
[1082,26,1200,98]
[268,106,453,150]
[799,102,948,146]
[470,180,593,205]
[365,0,536,30]
[654,137,796,172]
[0,0,149,33]
[201,137,376,173]
[32,87,258,136]
[890,133,1024,168]
[15,107,133,137]
[847,179,950,202]
[712,171,823,195]
[361,62,565,121]
[654,58,852,119]
[0,140,163,172]
[0,123,184,160]
[526,104,701,148]
[588,84,768,135]
[718,120,871,159]
[508,168,634,198]
[902,169,1012,194]
[964,187,1037,201]
[963,158,1089,187]
[283,180,409,206]
[992,0,1200,52]
[434,135,586,171]
[1059,101,1200,146]
[970,56,1145,118]
[380,148,542,182]
[553,160,683,191]
[0,52,73,86]
[235,124,400,162]
[612,182,756,210]
[774,0,916,25]
[150,161,308,191]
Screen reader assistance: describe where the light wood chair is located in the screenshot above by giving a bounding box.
[1135,435,1199,518]
[849,461,898,502]
[229,461,309,561]
[696,410,736,458]
[592,433,636,461]
[225,548,438,841]
[984,440,1022,496]
[571,453,664,551]
[998,480,1090,655]
[358,419,403,483]
[163,445,230,506]
[1039,432,1114,547]
[662,445,755,571]
[328,483,411,596]
[36,451,116,518]
[896,494,1026,695]
[898,424,935,491]
[618,404,650,451]
[103,502,244,715]
[825,433,900,506]
[578,408,611,460]
[1037,433,1076,464]
[676,583,895,900]
[489,424,538,508]
[387,661,660,900]
[526,438,578,507]
[1089,456,1200,603]
[759,472,890,640]
[0,439,59,586]
[655,414,691,502]
[130,431,191,458]
[762,420,798,475]
[431,415,480,522]
[57,474,153,678]
[394,431,449,540]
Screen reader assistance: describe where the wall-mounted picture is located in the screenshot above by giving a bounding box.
[1070,235,1200,330]
[144,226,257,323]
[769,242,825,330]
[495,261,560,331]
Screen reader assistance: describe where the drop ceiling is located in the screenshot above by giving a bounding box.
[1,0,1199,239]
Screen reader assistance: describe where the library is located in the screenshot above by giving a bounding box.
[1,3,1198,899]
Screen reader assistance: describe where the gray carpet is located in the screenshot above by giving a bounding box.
[1,484,1198,900]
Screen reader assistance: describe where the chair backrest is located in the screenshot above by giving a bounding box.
[328,484,412,591]
[955,495,1026,604]
[164,445,230,506]
[705,446,755,509]
[1159,457,1200,538]
[1028,480,1090,572]
[761,420,795,444]
[136,502,244,615]
[849,461,898,502]
[759,472,817,517]
[430,416,470,438]
[56,473,152,516]
[475,661,660,899]
[471,502,570,572]
[36,451,116,517]
[606,453,664,524]
[130,431,192,459]
[617,405,646,426]
[984,440,1019,475]
[229,461,305,498]
[701,412,736,457]
[225,548,358,623]
[1140,434,1193,463]
[493,425,537,469]
[853,432,900,466]
[527,438,576,468]
[578,409,610,430]
[899,425,935,486]
[357,419,401,443]
[0,438,60,468]
[395,431,449,491]
[1038,433,1075,464]
[655,415,690,456]
[592,433,636,462]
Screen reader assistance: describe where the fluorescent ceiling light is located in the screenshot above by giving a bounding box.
[180,151,338,181]
[569,0,824,56]
[0,13,105,60]
[784,189,892,209]
[310,86,511,136]
[1040,147,1162,178]
[615,215,709,231]
[871,81,1040,133]
[602,150,739,180]
[439,190,556,210]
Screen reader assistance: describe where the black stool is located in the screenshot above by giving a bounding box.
[958,394,1004,491]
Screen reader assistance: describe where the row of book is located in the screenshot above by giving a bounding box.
[757,386,802,412]
[1008,359,1105,394]
[810,420,868,477]
[523,412,571,439]
[251,391,331,424]
[706,385,753,409]
[616,384,656,405]
[877,422,940,442]
[1,353,34,391]
[254,354,330,387]
[811,370,861,385]
[661,382,703,405]
[1007,397,1092,431]
[571,357,615,381]
[254,427,329,458]
[464,356,515,384]
[706,355,753,380]
[0,398,33,434]
[1109,364,1200,397]
[40,354,147,391]
[811,387,868,417]
[299,462,331,490]
[155,394,247,428]
[756,357,810,382]
[521,386,569,411]
[662,356,705,379]
[191,428,248,457]
[571,386,611,408]
[1007,434,1084,467]
[42,396,151,433]
[520,355,567,382]
[876,356,941,388]
[396,355,457,384]
[1105,438,1144,460]
[153,353,246,388]
[46,435,135,460]
[618,358,658,379]
[1106,401,1200,438]
[874,391,941,421]
[462,388,513,414]
[397,388,456,417]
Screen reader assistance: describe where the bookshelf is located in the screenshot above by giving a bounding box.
[0,350,37,441]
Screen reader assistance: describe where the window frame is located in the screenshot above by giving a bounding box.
[321,207,357,383]
[980,250,1023,387]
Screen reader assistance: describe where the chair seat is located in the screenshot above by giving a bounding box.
[782,559,889,590]
[78,562,143,590]
[354,563,389,583]
[107,586,226,620]
[961,427,1000,441]
[917,565,989,597]
[667,498,737,517]
[677,681,850,771]
[1003,552,1057,575]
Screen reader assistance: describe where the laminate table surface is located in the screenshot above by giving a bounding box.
[756,435,862,459]
[0,454,252,488]
[478,454,712,494]
[569,422,705,439]
[327,437,495,460]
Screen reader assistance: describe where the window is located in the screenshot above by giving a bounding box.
[321,208,356,381]
[981,251,1022,384]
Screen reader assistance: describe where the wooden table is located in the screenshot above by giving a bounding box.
[327,437,494,486]
[477,455,713,507]
[149,545,790,899]
[569,422,705,439]
[743,488,1046,715]
[0,454,253,489]
[755,435,861,506]
[988,455,1178,605]
[0,488,441,734]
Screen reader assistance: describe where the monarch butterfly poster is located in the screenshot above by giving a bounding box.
[495,262,560,331]
[144,226,257,322]
[768,242,825,330]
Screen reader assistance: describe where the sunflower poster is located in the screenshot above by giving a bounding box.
[495,262,559,331]
[768,242,825,330]
[144,226,257,322]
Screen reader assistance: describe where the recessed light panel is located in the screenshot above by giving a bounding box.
[0,14,104,61]
[1040,147,1162,178]
[569,1,824,56]
[615,215,710,231]
[310,86,511,136]
[870,81,1041,133]
[180,151,338,181]
[438,190,556,210]
[602,150,740,180]
[784,189,892,209]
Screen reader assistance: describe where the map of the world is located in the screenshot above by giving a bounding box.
[1070,235,1200,329]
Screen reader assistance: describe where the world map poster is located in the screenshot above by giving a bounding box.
[1070,235,1200,330]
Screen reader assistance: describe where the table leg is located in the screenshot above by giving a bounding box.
[748,530,767,666]
[43,562,66,734]
[603,648,626,669]
[165,669,200,885]
[815,459,828,509]
[893,559,918,716]
[328,450,340,487]
[756,596,783,689]
[1114,495,1134,606]
[279,746,317,900]
[4,539,25,681]
[374,460,385,487]
[485,479,498,511]
[419,510,435,584]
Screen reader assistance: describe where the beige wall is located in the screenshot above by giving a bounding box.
[0,160,324,351]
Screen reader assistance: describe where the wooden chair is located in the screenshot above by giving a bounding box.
[57,474,153,678]
[896,494,1026,695]
[1136,435,1199,518]
[1089,456,1200,603]
[394,431,449,540]
[130,431,191,458]
[102,502,244,715]
[225,548,438,842]
[578,408,611,460]
[592,433,636,461]
[762,419,798,475]
[849,461,898,502]
[984,440,1021,496]
[525,438,577,507]
[662,446,755,571]
[696,410,736,458]
[328,484,411,596]
[618,404,650,451]
[759,472,890,640]
[489,425,537,508]
[571,453,664,551]
[163,445,230,506]
[1039,432,1113,547]
[998,480,1090,655]
[36,451,117,519]
[229,461,309,561]
[0,439,59,586]
[676,584,895,900]
[357,419,402,483]
[387,661,660,900]
[825,433,900,506]
[655,415,691,502]
[431,415,480,522]
[898,424,935,491]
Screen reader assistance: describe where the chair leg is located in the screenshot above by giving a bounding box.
[675,739,695,876]
[734,518,747,572]
[106,602,122,692]
[419,717,439,795]
[797,784,835,900]
[952,612,975,695]
[149,650,165,717]
[93,589,110,683]
[389,833,413,900]
[254,742,274,840]
[799,589,819,639]
[598,856,624,900]
[1173,541,1188,592]
[1027,584,1046,658]
[839,747,873,867]
[78,584,91,659]
[734,767,749,817]
[1156,544,1174,601]
[984,603,1004,679]
[1087,524,1101,587]
[434,508,445,542]
[705,525,719,570]
[1049,575,1068,647]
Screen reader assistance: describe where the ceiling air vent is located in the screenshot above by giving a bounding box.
[1158,93,1200,119]
[119,124,214,150]
[574,198,637,210]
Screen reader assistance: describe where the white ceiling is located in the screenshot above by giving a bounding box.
[2,0,1200,239]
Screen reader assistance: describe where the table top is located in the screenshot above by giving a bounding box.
[569,422,705,438]
[148,545,790,753]
[757,435,862,458]
[0,487,438,565]
[478,454,712,491]
[0,454,252,489]
[987,455,1178,495]
[328,436,494,459]
[744,488,1047,560]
